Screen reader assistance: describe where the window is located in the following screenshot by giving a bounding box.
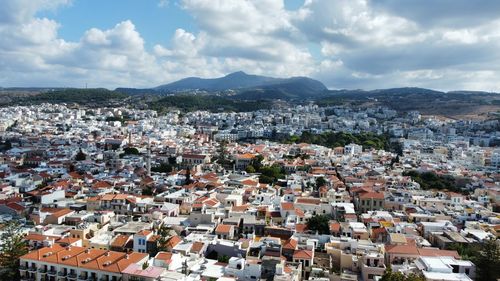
[368,274,374,280]
[465,268,470,275]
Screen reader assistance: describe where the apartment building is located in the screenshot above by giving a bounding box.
[19,244,148,281]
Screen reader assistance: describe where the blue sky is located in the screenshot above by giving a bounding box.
[1,0,500,91]
[37,0,309,53]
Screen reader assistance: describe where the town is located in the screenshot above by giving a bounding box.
[0,103,499,281]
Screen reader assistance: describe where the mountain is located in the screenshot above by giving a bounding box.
[155,71,279,92]
[152,71,328,99]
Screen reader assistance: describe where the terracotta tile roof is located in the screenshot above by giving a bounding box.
[155,252,173,262]
[295,224,308,233]
[283,238,298,250]
[136,230,152,236]
[417,248,460,259]
[359,192,384,200]
[215,224,234,234]
[92,181,112,189]
[50,208,74,218]
[24,233,60,242]
[281,202,294,211]
[330,222,341,233]
[5,202,25,212]
[236,153,256,160]
[190,241,205,253]
[166,236,182,248]
[385,244,419,255]
[232,204,249,212]
[293,249,313,260]
[111,235,130,248]
[295,197,321,205]
[56,237,81,246]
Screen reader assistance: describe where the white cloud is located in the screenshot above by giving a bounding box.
[1,0,500,91]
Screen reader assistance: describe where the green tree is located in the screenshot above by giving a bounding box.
[217,255,230,263]
[185,168,192,185]
[315,177,327,190]
[307,215,330,235]
[123,147,140,155]
[473,238,500,281]
[75,149,86,161]
[380,266,425,281]
[156,224,173,252]
[151,163,173,173]
[245,165,256,173]
[250,155,264,171]
[258,164,284,184]
[0,221,28,280]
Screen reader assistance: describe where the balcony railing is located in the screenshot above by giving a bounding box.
[68,273,77,279]
[48,269,57,275]
[78,275,88,280]
[28,266,37,272]
[38,268,47,273]
[58,271,67,276]
[19,265,28,271]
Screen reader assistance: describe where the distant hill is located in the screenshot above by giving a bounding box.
[155,71,280,92]
[116,71,328,99]
[317,87,500,118]
[13,88,129,105]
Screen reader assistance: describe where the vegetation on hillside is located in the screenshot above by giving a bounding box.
[283,131,389,150]
[403,170,468,193]
[16,88,128,105]
[149,95,272,113]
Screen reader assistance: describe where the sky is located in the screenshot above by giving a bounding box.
[1,0,500,91]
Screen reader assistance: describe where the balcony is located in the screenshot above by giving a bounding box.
[48,269,57,276]
[58,271,67,276]
[78,275,88,281]
[68,273,77,279]
[38,267,47,273]
[19,265,28,271]
[28,266,37,272]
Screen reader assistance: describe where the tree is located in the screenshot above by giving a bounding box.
[185,168,192,185]
[306,215,330,235]
[315,177,327,190]
[156,224,173,252]
[75,149,86,161]
[250,155,264,171]
[473,238,500,281]
[151,163,173,173]
[217,255,230,263]
[380,266,425,281]
[0,221,28,280]
[123,147,139,155]
[245,165,256,173]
